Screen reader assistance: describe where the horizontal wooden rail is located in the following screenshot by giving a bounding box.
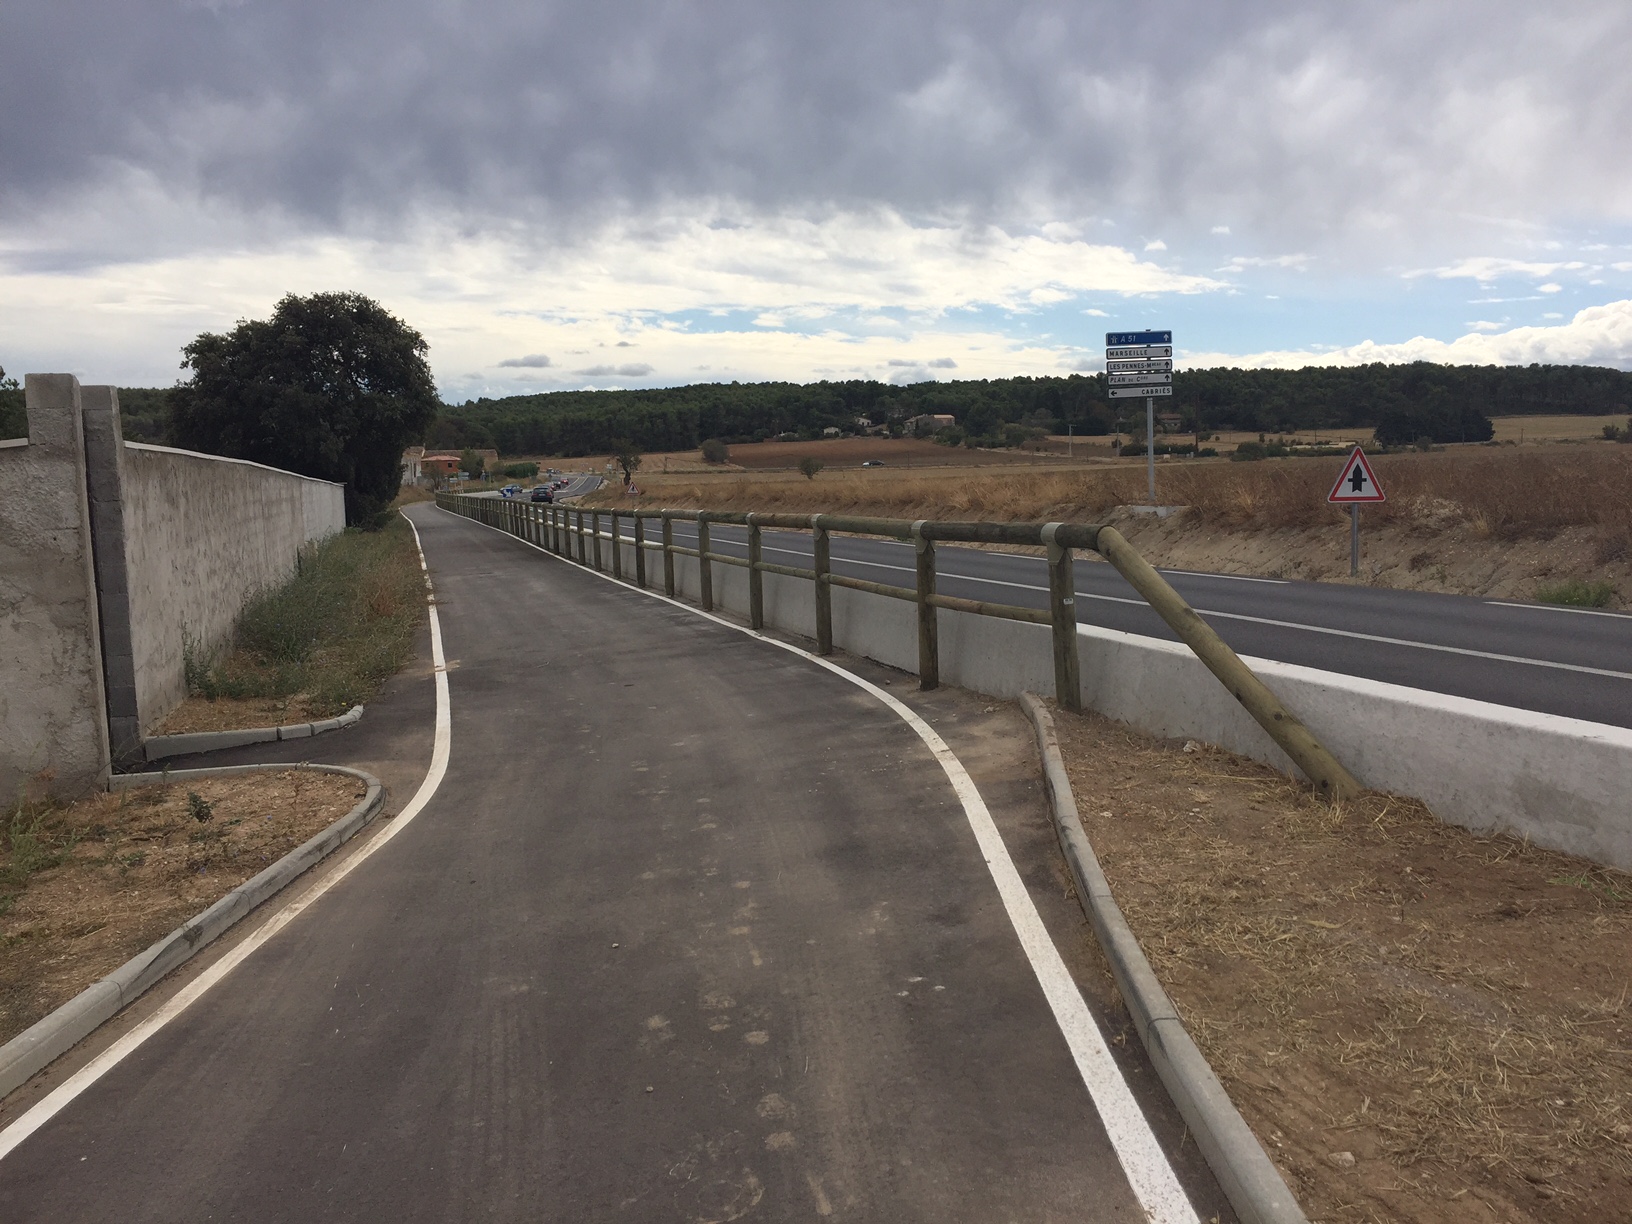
[439,490,1362,797]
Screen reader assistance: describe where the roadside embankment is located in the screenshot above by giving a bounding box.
[586,445,1632,605]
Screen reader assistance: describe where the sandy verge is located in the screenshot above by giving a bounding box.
[1,772,366,1047]
[1050,706,1631,1224]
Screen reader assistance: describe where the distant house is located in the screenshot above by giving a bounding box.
[420,453,463,479]
[906,413,956,434]
[400,445,425,484]
[1157,413,1183,433]
[822,426,841,437]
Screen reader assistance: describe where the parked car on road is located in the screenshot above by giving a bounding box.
[861,460,885,467]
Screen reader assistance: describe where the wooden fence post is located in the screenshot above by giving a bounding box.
[913,520,938,690]
[747,514,764,630]
[697,513,714,612]
[812,515,833,655]
[1043,523,1082,712]
[634,515,647,588]
[662,514,676,596]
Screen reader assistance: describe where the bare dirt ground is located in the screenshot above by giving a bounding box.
[158,693,330,734]
[0,771,365,1046]
[1050,704,1632,1224]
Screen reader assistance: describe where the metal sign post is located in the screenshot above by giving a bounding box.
[1105,330,1172,503]
[1327,446,1386,577]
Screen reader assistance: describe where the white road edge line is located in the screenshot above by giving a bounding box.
[467,509,1199,1224]
[0,511,454,1164]
[1486,600,1632,620]
[657,530,1632,682]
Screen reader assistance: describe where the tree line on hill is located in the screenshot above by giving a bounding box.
[423,361,1631,455]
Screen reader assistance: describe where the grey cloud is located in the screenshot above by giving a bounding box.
[3,2,1629,264]
[498,353,553,368]
[576,363,654,377]
[927,357,957,368]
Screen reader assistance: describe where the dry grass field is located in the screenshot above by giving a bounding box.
[1492,414,1632,442]
[583,444,1632,603]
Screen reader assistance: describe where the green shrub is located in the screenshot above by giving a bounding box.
[1535,579,1617,608]
[500,462,539,478]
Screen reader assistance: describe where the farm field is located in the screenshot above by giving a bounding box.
[1491,413,1631,442]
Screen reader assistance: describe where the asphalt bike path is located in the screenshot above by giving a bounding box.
[0,503,1212,1222]
[656,522,1632,729]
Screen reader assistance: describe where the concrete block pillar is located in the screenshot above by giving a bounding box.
[81,386,142,767]
[0,376,111,800]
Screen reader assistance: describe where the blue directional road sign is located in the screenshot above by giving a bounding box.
[1106,330,1172,347]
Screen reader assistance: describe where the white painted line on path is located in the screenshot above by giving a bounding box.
[463,509,1199,1224]
[0,512,455,1164]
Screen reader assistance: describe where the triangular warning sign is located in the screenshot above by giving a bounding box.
[1328,446,1386,503]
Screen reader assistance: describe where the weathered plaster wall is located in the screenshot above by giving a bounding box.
[121,443,344,732]
[0,377,110,799]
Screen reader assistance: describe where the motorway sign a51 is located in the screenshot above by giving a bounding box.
[1107,372,1173,386]
[1108,385,1174,399]
[1106,358,1173,373]
[1106,330,1172,346]
[1327,446,1386,503]
[1105,345,1172,360]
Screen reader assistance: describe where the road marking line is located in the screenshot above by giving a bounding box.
[459,508,1198,1224]
[0,511,455,1164]
[1486,601,1632,620]
[667,529,1631,683]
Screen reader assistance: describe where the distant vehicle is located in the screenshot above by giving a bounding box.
[530,487,553,503]
[499,484,523,496]
[860,460,885,467]
[555,479,569,488]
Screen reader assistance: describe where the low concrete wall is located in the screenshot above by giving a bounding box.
[0,377,110,799]
[600,523,1632,870]
[122,442,345,732]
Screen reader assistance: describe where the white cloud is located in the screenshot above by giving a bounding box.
[1210,226,1231,235]
[1464,320,1503,331]
[1218,254,1312,272]
[1539,282,1563,293]
[1408,256,1586,282]
[1182,299,1632,371]
[574,363,654,378]
[1144,239,1167,251]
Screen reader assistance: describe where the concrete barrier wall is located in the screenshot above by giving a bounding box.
[1,376,348,800]
[0,378,110,799]
[122,442,345,731]
[601,521,1632,870]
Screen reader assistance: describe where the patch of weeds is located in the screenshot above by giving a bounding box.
[1536,578,1617,608]
[1,801,80,910]
[186,517,426,715]
[187,792,214,823]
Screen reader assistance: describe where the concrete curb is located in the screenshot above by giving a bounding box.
[0,762,384,1102]
[142,704,363,762]
[1019,692,1309,1224]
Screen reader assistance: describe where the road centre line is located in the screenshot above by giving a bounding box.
[627,528,1632,682]
[479,510,1198,1223]
[0,512,455,1164]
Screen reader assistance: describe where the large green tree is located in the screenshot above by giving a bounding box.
[168,292,440,524]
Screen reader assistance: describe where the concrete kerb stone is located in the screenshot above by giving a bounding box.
[1019,692,1309,1224]
[0,762,384,1102]
[142,704,363,762]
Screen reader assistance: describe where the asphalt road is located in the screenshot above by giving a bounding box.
[0,503,1216,1222]
[653,522,1632,729]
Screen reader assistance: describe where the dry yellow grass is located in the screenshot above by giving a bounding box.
[591,445,1632,540]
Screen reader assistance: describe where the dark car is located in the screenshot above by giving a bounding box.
[530,487,554,503]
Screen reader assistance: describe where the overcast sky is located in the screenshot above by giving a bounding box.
[4,0,1631,399]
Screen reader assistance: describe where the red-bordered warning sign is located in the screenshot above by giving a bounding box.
[1327,446,1386,503]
